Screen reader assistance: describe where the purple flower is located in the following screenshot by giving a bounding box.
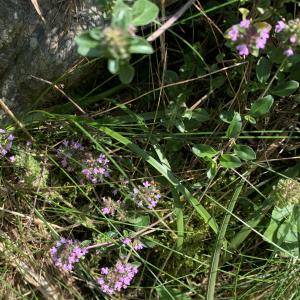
[240,19,250,29]
[101,207,111,215]
[236,44,249,56]
[50,238,88,272]
[275,20,286,33]
[228,25,239,41]
[143,181,151,188]
[9,156,15,162]
[7,134,15,141]
[123,238,132,245]
[133,243,144,251]
[284,48,294,57]
[101,267,109,275]
[0,129,6,134]
[290,35,297,44]
[97,261,138,295]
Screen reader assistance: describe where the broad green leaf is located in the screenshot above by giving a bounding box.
[256,57,271,83]
[119,63,135,84]
[128,37,153,54]
[219,111,235,123]
[132,0,159,26]
[207,160,217,179]
[183,108,210,122]
[234,144,256,161]
[244,114,256,124]
[77,46,103,57]
[108,59,119,74]
[112,0,132,29]
[192,144,218,158]
[271,80,299,97]
[220,154,241,169]
[250,95,274,117]
[226,112,242,138]
[89,28,102,40]
[126,215,150,228]
[75,32,99,48]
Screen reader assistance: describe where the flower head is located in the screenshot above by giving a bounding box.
[50,238,88,272]
[228,25,239,41]
[97,261,138,295]
[275,20,286,33]
[236,44,249,56]
[284,47,294,57]
[240,19,250,29]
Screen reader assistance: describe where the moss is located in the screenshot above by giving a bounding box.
[270,178,300,207]
[14,150,48,189]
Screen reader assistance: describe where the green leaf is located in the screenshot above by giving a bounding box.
[250,95,274,117]
[112,0,132,29]
[183,108,210,122]
[256,57,271,83]
[126,215,150,228]
[132,0,159,26]
[77,46,103,57]
[234,144,256,161]
[119,63,135,84]
[108,59,119,74]
[244,114,256,124]
[207,160,217,179]
[271,80,299,97]
[226,112,242,138]
[219,111,235,123]
[156,286,192,300]
[128,37,153,54]
[220,154,241,169]
[75,32,99,48]
[192,144,218,158]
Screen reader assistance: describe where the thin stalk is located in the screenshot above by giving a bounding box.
[206,183,244,300]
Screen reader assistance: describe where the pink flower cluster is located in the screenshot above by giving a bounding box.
[275,19,300,57]
[50,238,88,272]
[132,180,161,209]
[97,261,138,295]
[226,19,271,57]
[57,140,110,184]
[0,128,15,162]
[123,237,144,251]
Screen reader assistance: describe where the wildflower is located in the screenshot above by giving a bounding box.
[132,180,162,209]
[123,238,132,245]
[240,19,250,29]
[228,25,239,41]
[101,207,111,215]
[236,44,249,56]
[284,47,294,57]
[50,238,88,272]
[133,242,144,251]
[275,20,286,33]
[290,35,297,44]
[97,261,138,295]
[9,156,15,162]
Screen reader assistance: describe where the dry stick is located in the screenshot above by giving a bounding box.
[31,75,86,114]
[30,0,46,23]
[0,98,34,142]
[147,0,196,42]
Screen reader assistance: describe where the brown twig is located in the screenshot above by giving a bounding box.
[147,0,195,42]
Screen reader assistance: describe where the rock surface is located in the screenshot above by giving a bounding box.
[0,0,103,111]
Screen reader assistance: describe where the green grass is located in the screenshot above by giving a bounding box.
[1,0,300,299]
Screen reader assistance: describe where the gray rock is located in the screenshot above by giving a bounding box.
[0,0,104,111]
